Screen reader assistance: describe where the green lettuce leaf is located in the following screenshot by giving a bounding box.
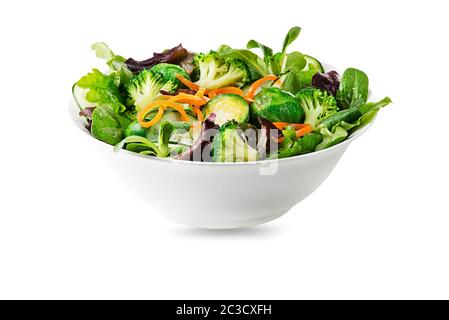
[76,69,126,113]
[315,97,392,150]
[91,42,132,86]
[273,133,323,159]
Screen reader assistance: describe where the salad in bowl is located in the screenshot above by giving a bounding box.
[72,27,391,228]
[73,26,391,163]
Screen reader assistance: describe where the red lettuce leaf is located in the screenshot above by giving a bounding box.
[125,44,194,73]
[311,71,340,96]
[79,107,96,131]
[257,116,282,158]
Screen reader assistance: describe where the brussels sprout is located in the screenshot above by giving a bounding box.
[212,121,258,162]
[203,94,250,126]
[250,87,304,123]
[125,120,148,138]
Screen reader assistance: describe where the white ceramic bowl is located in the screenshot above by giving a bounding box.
[70,65,374,229]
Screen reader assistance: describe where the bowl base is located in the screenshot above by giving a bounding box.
[163,208,291,229]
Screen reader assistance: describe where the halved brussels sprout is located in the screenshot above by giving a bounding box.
[203,94,250,126]
[250,87,304,123]
[212,121,258,162]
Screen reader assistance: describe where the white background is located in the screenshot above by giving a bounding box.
[0,0,448,299]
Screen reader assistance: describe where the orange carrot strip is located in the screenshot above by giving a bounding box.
[277,137,285,143]
[295,124,313,138]
[208,87,244,99]
[195,87,206,98]
[138,106,165,128]
[192,107,204,122]
[169,93,208,107]
[246,74,278,100]
[155,95,172,100]
[176,74,200,92]
[138,101,189,128]
[276,124,313,143]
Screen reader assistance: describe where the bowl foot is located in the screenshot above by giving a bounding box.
[163,208,291,229]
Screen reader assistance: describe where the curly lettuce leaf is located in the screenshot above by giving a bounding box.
[273,133,323,159]
[91,42,132,86]
[76,69,126,113]
[315,126,348,151]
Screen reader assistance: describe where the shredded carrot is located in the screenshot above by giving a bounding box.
[246,74,278,100]
[276,124,313,143]
[295,124,313,138]
[168,93,208,106]
[139,106,165,128]
[138,101,189,128]
[208,87,245,99]
[273,122,309,131]
[192,107,204,122]
[176,74,201,92]
[195,87,206,98]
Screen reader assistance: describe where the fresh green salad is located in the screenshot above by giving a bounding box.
[73,26,391,162]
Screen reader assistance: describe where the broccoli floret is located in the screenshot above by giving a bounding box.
[150,63,190,93]
[295,88,338,129]
[194,51,249,89]
[212,120,258,162]
[126,69,167,112]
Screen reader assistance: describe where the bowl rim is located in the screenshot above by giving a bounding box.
[70,63,376,166]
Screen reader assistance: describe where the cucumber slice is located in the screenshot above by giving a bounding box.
[72,83,97,110]
[303,55,324,73]
[203,94,250,126]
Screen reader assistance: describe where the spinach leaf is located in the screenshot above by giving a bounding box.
[285,51,306,72]
[76,69,126,113]
[247,26,302,76]
[280,51,308,94]
[281,71,302,94]
[282,26,301,53]
[91,105,131,145]
[247,39,274,71]
[357,97,392,129]
[336,68,369,109]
